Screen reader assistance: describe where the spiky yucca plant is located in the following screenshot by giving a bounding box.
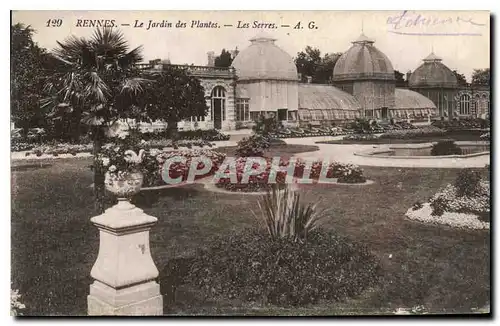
[253,184,328,242]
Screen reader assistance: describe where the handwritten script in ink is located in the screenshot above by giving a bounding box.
[386,11,487,36]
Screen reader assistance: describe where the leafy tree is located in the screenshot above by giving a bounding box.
[10,23,47,133]
[394,70,407,87]
[214,48,238,68]
[43,28,146,213]
[453,70,468,86]
[294,46,342,84]
[140,66,208,139]
[295,46,321,82]
[472,68,490,86]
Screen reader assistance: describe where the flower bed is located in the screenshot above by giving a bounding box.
[432,118,489,131]
[25,143,93,157]
[405,170,490,229]
[406,203,489,230]
[270,127,351,139]
[22,139,214,157]
[215,158,368,192]
[142,148,227,188]
[140,129,230,141]
[343,134,378,141]
[379,126,446,139]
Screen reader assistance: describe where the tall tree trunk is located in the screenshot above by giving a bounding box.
[92,126,105,214]
[167,119,179,141]
[71,107,83,143]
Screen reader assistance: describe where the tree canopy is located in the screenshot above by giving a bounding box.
[452,70,468,86]
[11,23,47,131]
[294,46,342,84]
[394,70,407,87]
[214,48,238,68]
[140,66,208,125]
[471,68,490,86]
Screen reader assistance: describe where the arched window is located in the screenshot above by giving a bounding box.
[211,86,226,129]
[459,94,471,115]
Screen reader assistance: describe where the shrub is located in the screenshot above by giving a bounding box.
[177,230,380,306]
[454,169,482,197]
[11,288,26,316]
[336,164,367,184]
[236,134,270,157]
[429,183,490,216]
[430,196,446,216]
[380,126,446,140]
[253,184,328,241]
[430,140,462,156]
[343,134,378,141]
[252,114,282,137]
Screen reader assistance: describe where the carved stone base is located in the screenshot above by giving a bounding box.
[88,280,163,316]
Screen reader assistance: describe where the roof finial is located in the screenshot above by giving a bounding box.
[361,19,364,33]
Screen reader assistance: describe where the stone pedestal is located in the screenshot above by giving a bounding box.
[88,200,163,316]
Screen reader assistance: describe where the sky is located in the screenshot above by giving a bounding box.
[12,10,490,81]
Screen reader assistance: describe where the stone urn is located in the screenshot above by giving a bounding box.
[105,171,144,199]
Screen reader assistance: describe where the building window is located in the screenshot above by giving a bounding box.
[211,86,226,129]
[459,94,471,115]
[236,99,250,121]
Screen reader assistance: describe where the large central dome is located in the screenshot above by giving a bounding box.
[333,33,395,81]
[231,32,298,81]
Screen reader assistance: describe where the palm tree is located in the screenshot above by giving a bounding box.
[42,28,146,213]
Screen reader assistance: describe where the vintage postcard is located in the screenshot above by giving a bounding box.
[10,10,490,316]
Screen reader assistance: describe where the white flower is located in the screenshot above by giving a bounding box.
[124,149,145,164]
[149,148,161,157]
[101,157,110,167]
[109,165,117,172]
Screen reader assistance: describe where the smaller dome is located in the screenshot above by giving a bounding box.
[333,33,395,82]
[231,33,298,81]
[408,52,458,88]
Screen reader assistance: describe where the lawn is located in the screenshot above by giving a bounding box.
[11,152,490,315]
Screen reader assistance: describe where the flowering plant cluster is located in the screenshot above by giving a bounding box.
[335,163,367,183]
[215,158,367,192]
[97,144,145,179]
[12,141,35,152]
[143,148,227,187]
[379,126,446,139]
[140,138,213,149]
[429,182,490,217]
[432,118,489,131]
[343,134,378,141]
[26,143,93,157]
[216,157,289,192]
[140,129,230,141]
[269,127,351,139]
[11,288,26,316]
[236,134,271,157]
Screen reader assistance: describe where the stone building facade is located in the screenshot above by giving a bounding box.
[408,52,490,119]
[137,32,488,131]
